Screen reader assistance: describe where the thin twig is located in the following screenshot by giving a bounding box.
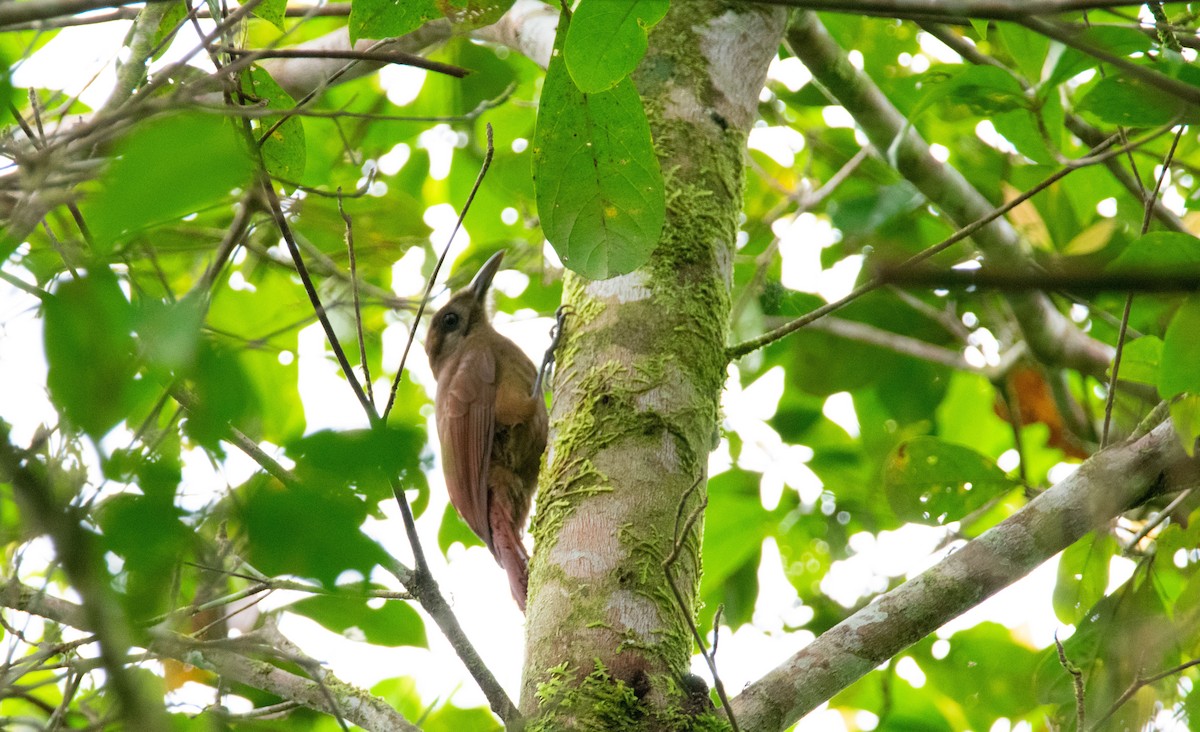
[382,123,496,421]
[1086,657,1200,731]
[1055,633,1086,732]
[662,478,739,731]
[728,129,1146,359]
[1103,125,1184,447]
[339,191,374,408]
[216,46,469,78]
[1122,485,1196,553]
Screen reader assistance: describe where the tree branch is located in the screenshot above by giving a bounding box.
[782,10,1116,379]
[0,579,419,732]
[729,419,1199,732]
[755,0,1147,20]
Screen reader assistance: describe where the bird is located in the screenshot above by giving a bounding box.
[425,250,548,611]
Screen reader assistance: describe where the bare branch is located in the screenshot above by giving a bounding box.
[729,420,1200,732]
[755,0,1148,20]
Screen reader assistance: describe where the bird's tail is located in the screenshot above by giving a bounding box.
[490,498,530,611]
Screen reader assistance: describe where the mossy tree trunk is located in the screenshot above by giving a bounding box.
[521,4,787,730]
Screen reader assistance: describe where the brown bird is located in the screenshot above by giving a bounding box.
[425,250,548,611]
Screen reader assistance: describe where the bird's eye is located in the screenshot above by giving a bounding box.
[442,312,461,331]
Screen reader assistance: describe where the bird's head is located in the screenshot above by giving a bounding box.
[425,250,504,376]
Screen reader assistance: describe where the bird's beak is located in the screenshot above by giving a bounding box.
[470,250,505,302]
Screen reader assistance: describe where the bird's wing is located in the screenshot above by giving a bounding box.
[436,346,497,552]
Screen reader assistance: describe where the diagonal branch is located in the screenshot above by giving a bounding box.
[730,419,1200,732]
[0,578,420,732]
[780,10,1116,379]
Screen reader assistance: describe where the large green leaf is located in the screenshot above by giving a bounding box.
[240,66,306,180]
[43,270,145,438]
[85,113,253,254]
[883,437,1018,526]
[533,6,664,279]
[564,0,668,93]
[1052,532,1115,625]
[349,0,437,43]
[1160,296,1200,397]
[290,593,427,647]
[237,475,391,587]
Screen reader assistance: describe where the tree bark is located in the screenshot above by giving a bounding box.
[519,3,787,729]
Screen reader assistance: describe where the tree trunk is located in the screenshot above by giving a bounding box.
[520,4,787,729]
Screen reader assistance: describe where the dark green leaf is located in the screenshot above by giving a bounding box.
[1077,74,1200,127]
[439,502,484,553]
[43,270,143,438]
[533,8,664,279]
[287,427,427,506]
[883,437,1017,525]
[911,65,1029,120]
[1118,335,1162,386]
[564,0,668,93]
[240,66,306,180]
[1053,532,1115,624]
[1160,296,1200,397]
[252,0,287,30]
[1108,231,1200,275]
[238,476,390,587]
[349,0,437,43]
[97,493,192,618]
[290,594,427,647]
[85,113,253,255]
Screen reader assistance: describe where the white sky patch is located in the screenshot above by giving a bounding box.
[822,105,857,129]
[748,126,806,167]
[818,253,862,302]
[378,143,411,176]
[417,124,460,181]
[929,143,951,162]
[391,246,427,297]
[822,392,859,438]
[12,23,131,109]
[848,49,865,69]
[767,55,813,91]
[379,64,427,106]
[976,119,1019,155]
[1096,197,1118,218]
[424,203,470,262]
[918,31,962,63]
[777,212,839,294]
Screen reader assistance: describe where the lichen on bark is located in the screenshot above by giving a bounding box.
[521,3,787,729]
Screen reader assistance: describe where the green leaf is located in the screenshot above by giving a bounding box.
[1107,231,1200,275]
[97,493,192,618]
[238,475,391,587]
[290,594,427,647]
[911,65,1029,121]
[43,270,143,438]
[1076,73,1200,127]
[181,338,260,452]
[883,437,1017,525]
[287,427,427,506]
[252,0,287,30]
[240,66,306,180]
[1160,297,1200,397]
[85,113,253,254]
[436,0,514,30]
[1053,532,1115,624]
[1170,394,1200,457]
[350,0,437,43]
[135,293,205,376]
[564,0,668,93]
[996,23,1048,84]
[533,7,664,279]
[439,502,485,553]
[1118,335,1162,386]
